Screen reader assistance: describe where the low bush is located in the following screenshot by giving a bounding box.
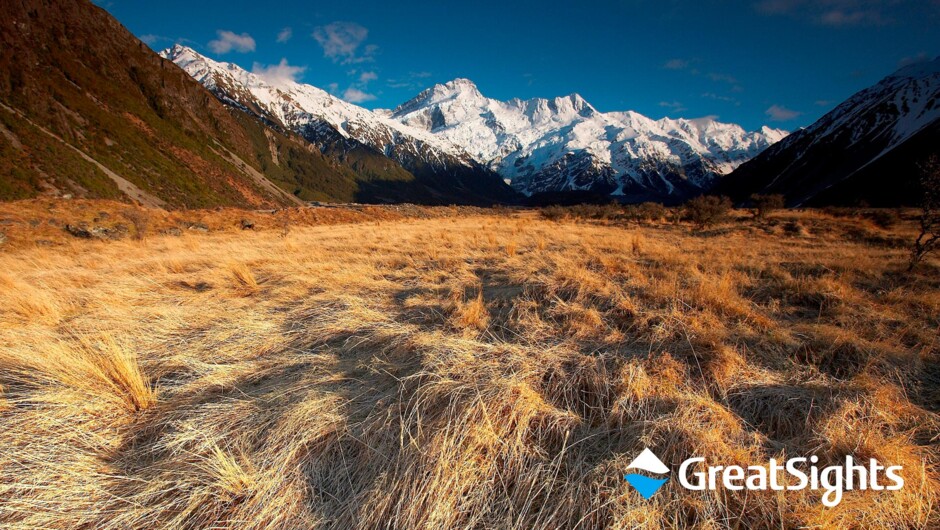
[684,195,732,229]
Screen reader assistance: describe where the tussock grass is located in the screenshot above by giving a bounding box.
[228,261,260,295]
[0,206,937,529]
[0,334,154,412]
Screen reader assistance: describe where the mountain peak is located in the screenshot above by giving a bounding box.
[441,77,479,90]
[891,56,940,80]
[428,78,483,99]
[391,78,484,116]
[561,93,594,113]
[160,44,197,62]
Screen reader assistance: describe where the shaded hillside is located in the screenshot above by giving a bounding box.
[0,0,384,207]
[718,58,940,207]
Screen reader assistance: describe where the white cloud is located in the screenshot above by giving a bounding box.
[342,87,377,103]
[208,30,256,54]
[312,22,376,64]
[690,115,721,125]
[277,27,293,43]
[252,59,306,86]
[358,71,378,84]
[140,34,160,45]
[765,104,802,121]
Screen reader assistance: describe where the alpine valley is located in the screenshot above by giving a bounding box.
[2,0,938,209]
[163,45,787,204]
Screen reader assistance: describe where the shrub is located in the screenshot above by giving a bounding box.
[751,194,785,220]
[540,206,567,221]
[625,202,667,223]
[490,204,512,217]
[863,209,901,229]
[684,195,732,229]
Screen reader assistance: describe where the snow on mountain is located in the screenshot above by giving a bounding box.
[161,45,473,168]
[790,56,940,163]
[388,79,787,198]
[718,56,940,206]
[163,45,786,201]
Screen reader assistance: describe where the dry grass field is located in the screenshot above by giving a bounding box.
[0,201,938,529]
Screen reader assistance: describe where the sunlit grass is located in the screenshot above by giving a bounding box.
[0,203,936,529]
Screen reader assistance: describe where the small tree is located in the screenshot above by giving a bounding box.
[908,155,940,271]
[278,210,291,238]
[684,195,732,230]
[122,209,149,241]
[751,194,785,220]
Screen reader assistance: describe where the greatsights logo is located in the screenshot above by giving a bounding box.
[624,448,905,507]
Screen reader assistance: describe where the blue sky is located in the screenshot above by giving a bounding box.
[97,0,938,131]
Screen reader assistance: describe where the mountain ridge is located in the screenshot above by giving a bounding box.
[718,56,940,206]
[0,0,396,208]
[161,45,518,205]
[386,76,787,200]
[165,46,786,203]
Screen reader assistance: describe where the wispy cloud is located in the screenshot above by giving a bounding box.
[690,114,721,124]
[208,30,256,54]
[662,58,742,93]
[658,100,687,113]
[252,59,306,86]
[312,22,376,64]
[387,71,432,91]
[897,52,930,68]
[814,99,833,106]
[327,68,380,104]
[707,72,738,84]
[342,87,377,103]
[765,104,802,121]
[276,27,293,43]
[701,92,741,106]
[754,0,897,27]
[663,58,690,70]
[819,8,885,26]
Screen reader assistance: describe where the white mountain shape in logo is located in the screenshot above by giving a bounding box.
[627,448,670,474]
[624,448,670,499]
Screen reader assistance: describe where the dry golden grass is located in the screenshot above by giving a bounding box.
[0,204,937,529]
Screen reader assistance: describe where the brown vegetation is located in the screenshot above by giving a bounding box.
[910,155,940,271]
[0,201,937,529]
[751,193,786,220]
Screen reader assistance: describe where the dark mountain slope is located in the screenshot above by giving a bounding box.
[718,58,940,207]
[0,0,377,207]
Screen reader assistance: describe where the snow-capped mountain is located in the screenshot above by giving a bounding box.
[387,79,787,199]
[161,45,516,204]
[164,45,786,202]
[719,57,940,206]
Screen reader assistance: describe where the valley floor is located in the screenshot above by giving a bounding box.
[0,204,938,529]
